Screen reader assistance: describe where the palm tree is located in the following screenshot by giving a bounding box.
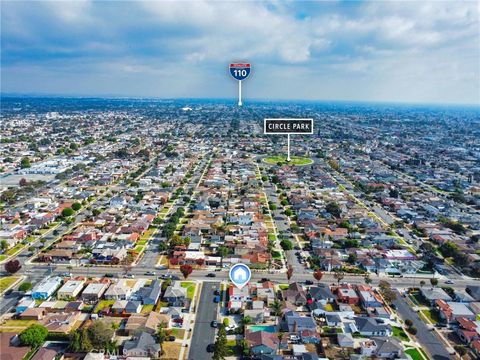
[277,331,285,355]
[269,300,283,325]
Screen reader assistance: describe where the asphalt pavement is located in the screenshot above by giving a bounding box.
[392,291,453,360]
[188,281,220,360]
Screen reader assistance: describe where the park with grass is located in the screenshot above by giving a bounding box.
[263,155,313,166]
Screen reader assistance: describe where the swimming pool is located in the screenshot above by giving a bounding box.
[248,325,276,333]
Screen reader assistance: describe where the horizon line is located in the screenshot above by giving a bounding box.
[1,93,479,108]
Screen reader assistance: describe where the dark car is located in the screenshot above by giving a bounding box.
[305,280,313,285]
[168,336,176,341]
[261,278,270,282]
[206,344,215,352]
[211,320,218,328]
[213,289,220,295]
[206,273,216,278]
[104,273,115,278]
[4,289,13,296]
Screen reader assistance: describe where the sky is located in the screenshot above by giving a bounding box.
[1,0,479,105]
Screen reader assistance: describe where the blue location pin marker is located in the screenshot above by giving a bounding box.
[229,263,251,289]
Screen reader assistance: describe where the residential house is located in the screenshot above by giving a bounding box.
[15,298,35,314]
[308,285,335,305]
[32,277,63,300]
[421,288,452,306]
[436,300,476,323]
[371,337,404,358]
[163,282,187,307]
[282,311,317,333]
[336,285,359,305]
[456,317,480,344]
[133,280,161,305]
[0,333,29,360]
[337,333,354,348]
[354,317,393,336]
[104,281,131,300]
[123,332,160,358]
[282,283,307,306]
[81,283,109,303]
[125,312,171,335]
[30,348,57,360]
[57,280,85,300]
[245,331,288,356]
[39,312,80,333]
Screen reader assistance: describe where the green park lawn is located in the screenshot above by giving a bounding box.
[0,276,19,293]
[263,155,313,166]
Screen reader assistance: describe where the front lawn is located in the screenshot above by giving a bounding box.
[180,282,196,300]
[392,326,409,342]
[141,304,155,313]
[420,309,439,324]
[405,348,427,360]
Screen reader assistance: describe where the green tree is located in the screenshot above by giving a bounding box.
[430,278,438,287]
[280,239,293,251]
[213,325,228,360]
[71,202,82,211]
[333,270,345,285]
[419,280,425,288]
[70,327,93,352]
[61,207,75,217]
[325,202,342,218]
[19,324,48,347]
[88,320,114,348]
[157,322,169,354]
[217,246,229,267]
[0,240,9,251]
[19,282,32,292]
[20,157,31,169]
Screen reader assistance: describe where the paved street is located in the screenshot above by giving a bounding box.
[188,281,220,360]
[392,291,453,360]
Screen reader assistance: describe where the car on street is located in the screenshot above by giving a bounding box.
[445,279,454,284]
[206,273,216,277]
[211,320,218,328]
[145,271,156,276]
[305,280,313,285]
[206,344,215,352]
[104,273,115,278]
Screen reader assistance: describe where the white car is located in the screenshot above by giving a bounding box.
[445,280,454,285]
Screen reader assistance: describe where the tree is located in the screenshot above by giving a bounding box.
[277,331,286,355]
[364,274,372,285]
[242,316,252,326]
[195,258,205,267]
[71,202,82,211]
[0,240,9,252]
[180,264,193,279]
[407,326,417,335]
[88,320,114,348]
[213,325,228,360]
[405,319,413,327]
[280,239,293,250]
[5,259,21,274]
[325,202,341,218]
[333,270,345,285]
[20,157,31,169]
[313,270,324,286]
[61,207,75,217]
[19,282,32,292]
[454,345,467,357]
[157,322,169,354]
[70,327,93,352]
[217,246,229,268]
[19,178,28,186]
[269,300,283,325]
[19,324,48,347]
[430,278,438,287]
[378,280,397,304]
[419,280,425,288]
[286,266,294,283]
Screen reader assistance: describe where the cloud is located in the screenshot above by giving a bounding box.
[1,0,478,104]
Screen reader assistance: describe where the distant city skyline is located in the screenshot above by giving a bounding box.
[1,0,479,105]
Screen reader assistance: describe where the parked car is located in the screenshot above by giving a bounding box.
[206,273,216,278]
[211,320,218,328]
[213,295,221,303]
[168,336,176,341]
[145,271,156,276]
[104,273,115,278]
[213,289,220,295]
[206,344,215,352]
[305,280,313,285]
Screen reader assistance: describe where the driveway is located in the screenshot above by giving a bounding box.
[392,291,453,360]
[188,281,220,360]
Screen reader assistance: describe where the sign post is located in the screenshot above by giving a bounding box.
[264,118,313,162]
[229,63,251,106]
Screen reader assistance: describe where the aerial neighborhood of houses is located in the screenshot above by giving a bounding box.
[0,100,479,360]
